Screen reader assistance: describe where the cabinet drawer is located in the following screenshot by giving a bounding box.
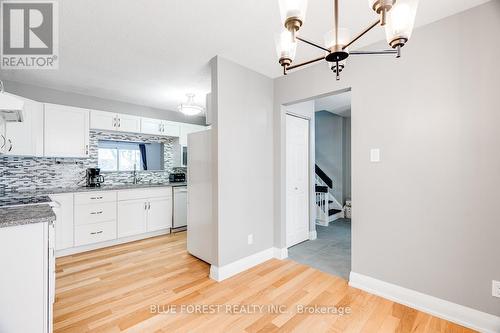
[74,202,116,225]
[117,187,172,201]
[75,191,117,205]
[74,221,117,246]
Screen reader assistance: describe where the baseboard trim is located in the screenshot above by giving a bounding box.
[56,229,171,257]
[349,272,500,333]
[309,230,317,240]
[210,247,288,282]
[273,247,288,259]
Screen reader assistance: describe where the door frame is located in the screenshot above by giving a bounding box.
[285,111,315,249]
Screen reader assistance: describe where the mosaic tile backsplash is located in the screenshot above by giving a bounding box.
[0,130,186,194]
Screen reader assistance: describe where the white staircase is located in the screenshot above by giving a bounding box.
[315,174,344,226]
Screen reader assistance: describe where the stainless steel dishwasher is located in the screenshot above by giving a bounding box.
[172,186,187,232]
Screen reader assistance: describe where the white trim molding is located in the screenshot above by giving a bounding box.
[349,272,500,333]
[210,247,288,282]
[309,230,317,240]
[273,247,288,259]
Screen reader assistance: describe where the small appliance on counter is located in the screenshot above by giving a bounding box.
[169,173,186,183]
[86,168,105,187]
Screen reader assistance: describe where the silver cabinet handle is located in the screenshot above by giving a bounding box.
[90,231,103,235]
[7,139,12,152]
[118,118,121,128]
[85,144,89,155]
[0,134,5,149]
[90,196,103,200]
[148,202,151,210]
[144,202,148,210]
[113,117,117,128]
[90,211,103,215]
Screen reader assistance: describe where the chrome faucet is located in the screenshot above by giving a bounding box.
[132,164,142,184]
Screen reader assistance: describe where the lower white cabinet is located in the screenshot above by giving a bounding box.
[117,199,147,238]
[147,197,172,232]
[0,222,52,333]
[50,193,74,251]
[74,221,117,246]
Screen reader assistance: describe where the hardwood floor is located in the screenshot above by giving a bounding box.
[54,232,476,333]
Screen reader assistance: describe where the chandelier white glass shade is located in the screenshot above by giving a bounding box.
[278,0,308,31]
[385,0,418,48]
[275,30,297,68]
[275,0,419,80]
[178,94,204,116]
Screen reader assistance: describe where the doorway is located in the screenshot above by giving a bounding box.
[285,90,352,280]
[285,114,310,248]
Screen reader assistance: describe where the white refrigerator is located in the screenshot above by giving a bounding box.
[186,129,216,265]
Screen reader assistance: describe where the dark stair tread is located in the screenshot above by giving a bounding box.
[329,209,342,216]
[315,185,329,193]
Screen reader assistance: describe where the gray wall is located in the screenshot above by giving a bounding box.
[212,56,274,266]
[274,1,500,316]
[1,80,206,125]
[315,111,349,204]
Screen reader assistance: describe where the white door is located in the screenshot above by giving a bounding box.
[117,114,141,133]
[5,98,44,156]
[286,114,310,248]
[147,197,172,232]
[117,199,147,238]
[141,117,163,136]
[90,110,116,131]
[44,103,90,158]
[50,193,74,251]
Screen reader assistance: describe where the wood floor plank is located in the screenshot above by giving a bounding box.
[54,232,477,333]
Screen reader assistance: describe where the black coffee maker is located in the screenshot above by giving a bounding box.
[86,168,105,187]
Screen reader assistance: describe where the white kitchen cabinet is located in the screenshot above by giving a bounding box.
[0,118,5,154]
[147,196,172,232]
[90,110,115,131]
[141,117,180,137]
[74,221,117,246]
[179,123,206,145]
[117,199,147,238]
[50,193,74,251]
[141,117,163,135]
[90,110,141,133]
[4,97,44,156]
[44,103,90,158]
[0,222,51,333]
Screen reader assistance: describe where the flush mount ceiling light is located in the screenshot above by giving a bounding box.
[178,93,204,116]
[275,0,418,80]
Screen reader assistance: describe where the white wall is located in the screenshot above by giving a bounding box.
[274,1,500,317]
[212,56,274,266]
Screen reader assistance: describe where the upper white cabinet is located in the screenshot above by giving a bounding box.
[90,110,141,133]
[3,97,44,157]
[179,123,206,145]
[141,117,180,137]
[44,103,90,158]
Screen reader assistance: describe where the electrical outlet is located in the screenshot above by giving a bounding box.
[493,280,500,298]
[247,234,253,245]
[370,149,380,162]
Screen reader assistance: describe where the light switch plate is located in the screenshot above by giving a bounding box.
[247,234,253,245]
[370,149,380,162]
[493,280,500,298]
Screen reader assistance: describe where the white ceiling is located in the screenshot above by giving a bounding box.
[315,91,351,117]
[0,0,490,112]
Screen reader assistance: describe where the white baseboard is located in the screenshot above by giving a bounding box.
[56,229,171,257]
[273,247,288,259]
[316,219,329,227]
[349,272,500,333]
[309,230,317,240]
[210,247,288,282]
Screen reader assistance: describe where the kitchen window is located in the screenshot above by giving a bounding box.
[97,140,164,172]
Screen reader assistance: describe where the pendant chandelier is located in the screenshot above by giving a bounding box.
[178,94,204,116]
[275,0,419,80]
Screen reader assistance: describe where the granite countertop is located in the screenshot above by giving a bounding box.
[0,204,56,229]
[0,195,52,208]
[13,182,188,196]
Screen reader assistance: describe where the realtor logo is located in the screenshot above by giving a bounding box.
[1,1,58,69]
